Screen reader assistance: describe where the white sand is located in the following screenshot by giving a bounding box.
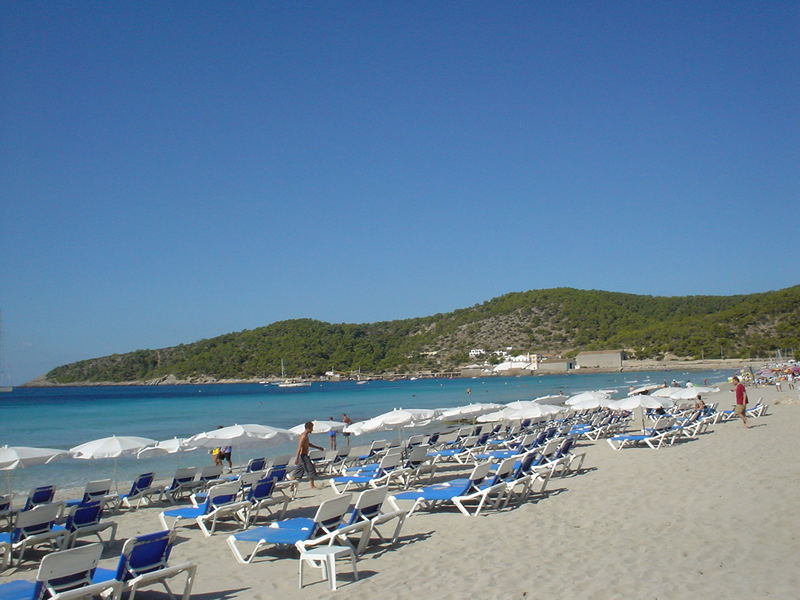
[3,385,799,599]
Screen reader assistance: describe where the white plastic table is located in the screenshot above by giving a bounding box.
[298,545,359,591]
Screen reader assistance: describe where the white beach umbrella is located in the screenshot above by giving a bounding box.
[0,445,69,493]
[288,420,348,435]
[651,387,679,398]
[566,390,612,407]
[533,394,569,405]
[477,403,564,423]
[655,387,701,401]
[629,384,663,396]
[567,395,615,410]
[608,394,674,432]
[185,424,296,449]
[685,384,721,394]
[438,403,503,420]
[344,408,439,436]
[136,437,198,459]
[70,435,157,492]
[70,436,157,460]
[505,400,539,409]
[0,445,68,470]
[608,395,674,411]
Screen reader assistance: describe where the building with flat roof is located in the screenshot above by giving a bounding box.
[576,350,624,369]
[537,357,575,372]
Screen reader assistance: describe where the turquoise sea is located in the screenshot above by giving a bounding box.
[1,369,733,493]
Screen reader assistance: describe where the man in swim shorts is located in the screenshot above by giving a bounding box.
[292,421,324,489]
[732,376,750,429]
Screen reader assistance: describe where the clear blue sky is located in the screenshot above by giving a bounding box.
[1,2,798,383]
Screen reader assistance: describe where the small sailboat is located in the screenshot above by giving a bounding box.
[275,359,311,388]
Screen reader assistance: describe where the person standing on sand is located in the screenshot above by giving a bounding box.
[732,376,750,429]
[328,416,337,450]
[291,421,324,489]
[341,412,353,448]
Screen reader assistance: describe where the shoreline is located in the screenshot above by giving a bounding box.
[3,385,797,599]
[20,358,759,388]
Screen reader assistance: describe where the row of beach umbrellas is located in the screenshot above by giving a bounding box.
[2,383,721,490]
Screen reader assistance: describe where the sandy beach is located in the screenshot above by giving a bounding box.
[3,384,799,599]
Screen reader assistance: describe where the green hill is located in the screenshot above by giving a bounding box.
[44,286,800,383]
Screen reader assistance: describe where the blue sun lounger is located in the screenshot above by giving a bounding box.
[226,493,367,564]
[0,543,121,600]
[91,530,196,600]
[159,482,249,537]
[389,462,492,517]
[0,503,67,569]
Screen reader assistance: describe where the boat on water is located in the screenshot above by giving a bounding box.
[277,379,312,388]
[271,359,312,388]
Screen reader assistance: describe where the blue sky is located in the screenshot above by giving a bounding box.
[1,2,798,383]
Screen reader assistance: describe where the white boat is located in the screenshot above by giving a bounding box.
[274,359,311,388]
[277,379,311,388]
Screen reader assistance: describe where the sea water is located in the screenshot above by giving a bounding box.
[0,369,733,492]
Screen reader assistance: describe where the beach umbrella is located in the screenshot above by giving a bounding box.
[438,403,503,420]
[0,445,69,493]
[477,402,564,423]
[628,384,662,396]
[566,391,612,408]
[70,435,157,492]
[651,387,681,398]
[684,384,720,394]
[288,420,348,435]
[609,394,674,432]
[0,445,68,470]
[136,437,198,459]
[654,387,701,401]
[344,408,439,436]
[185,424,296,449]
[70,436,157,460]
[608,394,673,411]
[533,394,569,405]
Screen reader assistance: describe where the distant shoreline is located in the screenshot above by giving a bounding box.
[21,358,759,388]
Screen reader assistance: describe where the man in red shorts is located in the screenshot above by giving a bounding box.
[732,376,750,428]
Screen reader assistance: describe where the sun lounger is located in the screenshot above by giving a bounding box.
[160,482,249,536]
[91,530,196,600]
[0,503,66,569]
[389,462,493,517]
[0,495,13,531]
[242,477,291,525]
[159,468,198,503]
[339,487,407,555]
[354,440,388,466]
[119,473,160,509]
[607,428,671,450]
[0,543,122,600]
[22,486,56,512]
[56,501,117,549]
[450,458,517,517]
[427,435,482,464]
[64,479,117,512]
[226,493,366,564]
[331,453,406,494]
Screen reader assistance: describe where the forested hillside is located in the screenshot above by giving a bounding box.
[44,286,800,383]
